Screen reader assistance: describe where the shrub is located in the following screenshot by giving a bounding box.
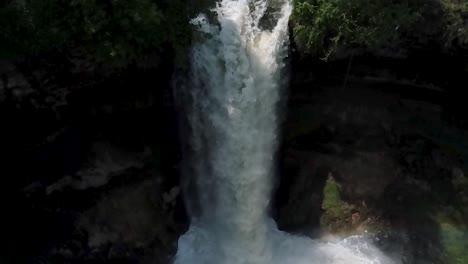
[291,0,468,59]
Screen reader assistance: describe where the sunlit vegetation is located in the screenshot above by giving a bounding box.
[291,0,468,59]
[2,0,466,63]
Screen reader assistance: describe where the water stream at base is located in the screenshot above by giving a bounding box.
[174,1,397,263]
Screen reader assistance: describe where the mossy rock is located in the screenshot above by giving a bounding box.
[439,221,468,264]
[320,176,355,234]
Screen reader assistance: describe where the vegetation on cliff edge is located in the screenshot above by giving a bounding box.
[291,0,468,59]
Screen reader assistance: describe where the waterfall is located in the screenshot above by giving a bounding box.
[174,1,396,264]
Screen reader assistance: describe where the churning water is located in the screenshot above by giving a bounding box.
[174,1,396,263]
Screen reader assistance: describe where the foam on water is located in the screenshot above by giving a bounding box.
[174,1,397,263]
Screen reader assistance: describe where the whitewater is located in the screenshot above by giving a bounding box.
[174,1,397,264]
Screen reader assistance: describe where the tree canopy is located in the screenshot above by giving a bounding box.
[1,0,467,64]
[292,0,468,59]
[0,0,195,66]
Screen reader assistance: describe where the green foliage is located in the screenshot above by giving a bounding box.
[435,216,468,264]
[321,176,355,232]
[0,1,33,58]
[4,0,465,64]
[441,0,468,50]
[292,0,468,59]
[0,0,196,67]
[322,176,347,218]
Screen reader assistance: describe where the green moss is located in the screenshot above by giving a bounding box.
[320,176,356,234]
[439,221,468,264]
[322,176,346,218]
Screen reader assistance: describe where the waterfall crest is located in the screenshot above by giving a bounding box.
[174,1,396,263]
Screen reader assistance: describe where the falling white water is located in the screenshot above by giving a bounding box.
[175,1,396,264]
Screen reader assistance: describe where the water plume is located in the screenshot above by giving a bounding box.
[174,1,396,264]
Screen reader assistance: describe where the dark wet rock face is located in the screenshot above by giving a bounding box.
[1,50,467,263]
[0,56,188,263]
[48,177,181,264]
[276,81,468,263]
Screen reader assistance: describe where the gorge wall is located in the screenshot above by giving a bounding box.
[0,7,467,262]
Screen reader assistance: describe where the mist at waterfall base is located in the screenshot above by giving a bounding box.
[174,1,396,264]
